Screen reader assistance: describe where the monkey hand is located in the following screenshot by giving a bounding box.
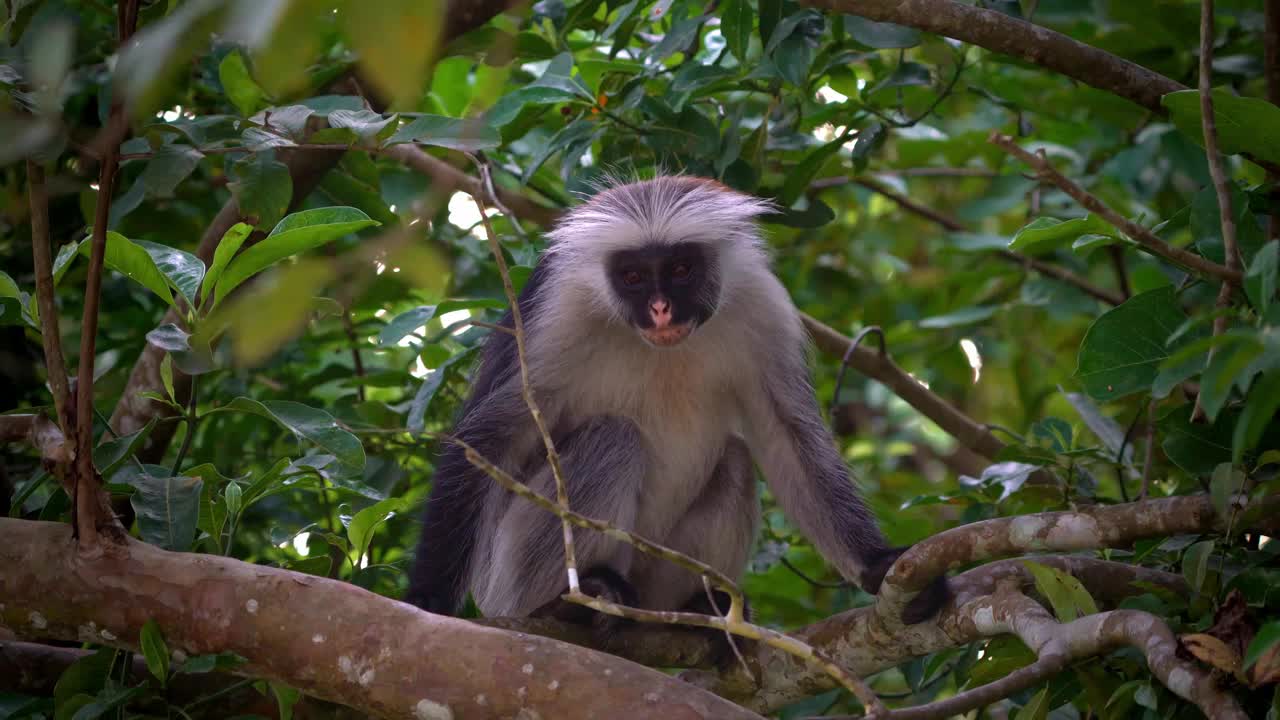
[529,567,638,649]
[863,546,951,625]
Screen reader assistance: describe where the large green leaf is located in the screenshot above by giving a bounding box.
[379,305,437,346]
[1246,240,1278,315]
[1075,286,1191,401]
[346,496,410,565]
[115,463,203,551]
[385,114,501,151]
[720,0,753,61]
[229,154,293,232]
[218,49,265,117]
[1162,88,1280,166]
[77,232,175,306]
[223,397,366,479]
[134,240,206,306]
[212,207,377,305]
[1008,214,1116,254]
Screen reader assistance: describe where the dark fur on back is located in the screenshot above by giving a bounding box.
[404,261,550,614]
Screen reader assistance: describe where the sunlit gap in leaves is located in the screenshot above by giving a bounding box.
[448,190,497,239]
[409,310,472,380]
[154,105,192,122]
[277,531,311,557]
[960,338,983,383]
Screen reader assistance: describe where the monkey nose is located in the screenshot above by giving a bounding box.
[649,298,672,328]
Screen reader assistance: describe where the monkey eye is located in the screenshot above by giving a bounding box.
[671,263,692,280]
[622,270,644,287]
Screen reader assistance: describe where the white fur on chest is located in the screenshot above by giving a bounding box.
[544,328,748,538]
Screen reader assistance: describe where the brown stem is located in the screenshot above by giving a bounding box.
[341,309,367,403]
[990,133,1242,284]
[26,162,73,434]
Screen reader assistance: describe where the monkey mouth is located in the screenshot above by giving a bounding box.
[640,322,694,347]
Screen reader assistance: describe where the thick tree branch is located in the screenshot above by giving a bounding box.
[800,0,1182,113]
[990,133,1243,284]
[0,518,763,720]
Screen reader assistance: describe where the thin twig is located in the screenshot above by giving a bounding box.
[341,309,367,403]
[830,326,885,421]
[170,375,199,475]
[989,133,1242,285]
[780,557,850,589]
[1192,0,1243,422]
[466,157,581,596]
[26,161,73,435]
[848,176,1125,306]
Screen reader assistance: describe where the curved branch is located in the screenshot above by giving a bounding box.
[989,133,1242,284]
[800,314,1007,460]
[800,0,1183,113]
[0,518,764,720]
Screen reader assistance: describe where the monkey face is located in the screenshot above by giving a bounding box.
[605,242,719,347]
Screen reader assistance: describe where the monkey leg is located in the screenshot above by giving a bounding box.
[476,415,647,619]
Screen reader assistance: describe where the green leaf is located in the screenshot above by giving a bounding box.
[347,496,409,564]
[329,109,398,145]
[1246,240,1278,315]
[1234,370,1280,464]
[52,241,79,285]
[779,133,848,206]
[213,207,377,305]
[1162,88,1280,166]
[385,114,501,151]
[407,346,480,433]
[77,232,175,305]
[223,397,366,479]
[92,417,157,477]
[1021,561,1099,622]
[1245,621,1280,669]
[1012,687,1051,720]
[1008,214,1115,254]
[116,464,203,551]
[218,50,265,117]
[229,155,293,232]
[270,681,300,720]
[224,480,243,519]
[201,223,252,305]
[379,305,437,346]
[721,0,752,61]
[1075,286,1190,401]
[53,649,113,710]
[1198,333,1265,422]
[134,240,206,306]
[1181,539,1215,593]
[139,144,204,198]
[160,354,175,401]
[139,619,170,684]
[919,306,998,329]
[1209,463,1246,519]
[1160,404,1237,475]
[844,16,920,49]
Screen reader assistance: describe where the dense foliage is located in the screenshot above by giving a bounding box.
[1,0,1279,718]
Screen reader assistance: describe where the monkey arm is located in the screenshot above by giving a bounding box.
[740,333,892,592]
